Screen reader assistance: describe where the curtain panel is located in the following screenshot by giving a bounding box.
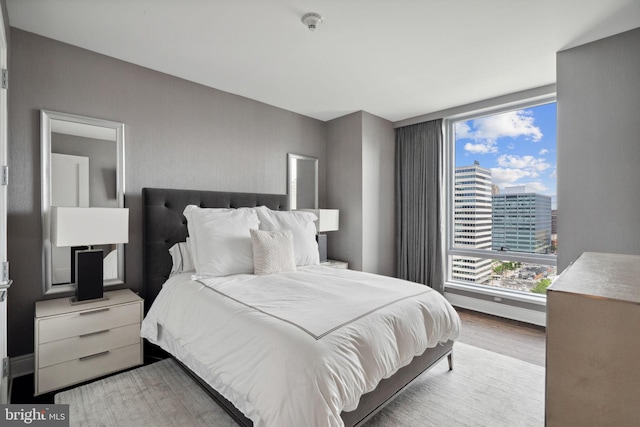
[395,119,445,293]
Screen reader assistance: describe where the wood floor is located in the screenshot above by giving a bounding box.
[456,307,546,366]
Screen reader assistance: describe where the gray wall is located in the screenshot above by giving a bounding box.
[52,133,118,208]
[327,112,363,270]
[8,29,326,357]
[293,157,317,209]
[362,112,395,276]
[326,111,395,276]
[557,27,640,271]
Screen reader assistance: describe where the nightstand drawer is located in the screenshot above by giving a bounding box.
[34,289,144,395]
[38,323,141,369]
[38,303,140,344]
[37,343,141,395]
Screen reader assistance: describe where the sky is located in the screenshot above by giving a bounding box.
[455,102,557,208]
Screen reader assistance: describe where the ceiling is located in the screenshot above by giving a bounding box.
[6,0,640,122]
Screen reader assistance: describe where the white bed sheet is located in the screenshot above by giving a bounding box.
[141,266,460,427]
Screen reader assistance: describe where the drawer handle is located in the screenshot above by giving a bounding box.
[79,329,110,338]
[79,308,110,315]
[79,351,110,361]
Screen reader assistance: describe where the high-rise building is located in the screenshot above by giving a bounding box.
[551,209,558,252]
[452,161,492,284]
[492,187,552,254]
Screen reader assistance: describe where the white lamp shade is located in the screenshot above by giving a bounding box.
[302,209,339,233]
[51,207,129,247]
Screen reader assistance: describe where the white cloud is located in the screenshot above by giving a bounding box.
[539,148,549,155]
[491,155,551,188]
[464,141,497,154]
[457,110,543,156]
[491,170,550,193]
[455,122,472,139]
[520,181,549,193]
[497,155,550,173]
[491,168,531,186]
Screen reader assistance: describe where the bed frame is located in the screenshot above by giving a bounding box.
[142,187,453,427]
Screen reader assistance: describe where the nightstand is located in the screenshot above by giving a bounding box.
[322,259,348,269]
[34,288,143,395]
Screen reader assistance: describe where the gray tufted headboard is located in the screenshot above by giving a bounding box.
[142,187,289,310]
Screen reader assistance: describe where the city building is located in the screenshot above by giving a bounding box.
[492,187,552,254]
[452,161,493,283]
[551,209,558,252]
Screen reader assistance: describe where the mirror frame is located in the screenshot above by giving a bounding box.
[287,153,318,210]
[41,110,126,295]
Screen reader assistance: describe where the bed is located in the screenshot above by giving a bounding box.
[140,187,460,427]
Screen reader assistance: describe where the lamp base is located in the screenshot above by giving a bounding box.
[70,246,89,284]
[317,234,328,263]
[75,249,104,302]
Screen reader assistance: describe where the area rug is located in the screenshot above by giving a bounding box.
[55,342,544,426]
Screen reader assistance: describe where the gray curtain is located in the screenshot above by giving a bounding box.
[395,119,444,293]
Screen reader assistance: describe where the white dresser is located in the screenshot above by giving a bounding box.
[546,252,640,426]
[34,288,143,395]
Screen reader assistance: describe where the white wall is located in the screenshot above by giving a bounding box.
[557,26,640,271]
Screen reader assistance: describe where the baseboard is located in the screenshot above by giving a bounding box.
[9,353,34,378]
[445,292,547,327]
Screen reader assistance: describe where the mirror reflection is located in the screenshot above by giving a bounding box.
[287,153,318,210]
[41,110,125,295]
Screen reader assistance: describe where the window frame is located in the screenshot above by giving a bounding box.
[443,93,557,297]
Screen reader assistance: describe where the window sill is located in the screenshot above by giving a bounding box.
[444,281,547,326]
[445,281,547,306]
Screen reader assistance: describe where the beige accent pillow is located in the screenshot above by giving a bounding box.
[253,206,319,266]
[250,229,297,275]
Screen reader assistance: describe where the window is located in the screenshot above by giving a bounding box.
[445,98,557,296]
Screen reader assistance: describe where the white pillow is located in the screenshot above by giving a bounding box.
[183,206,233,270]
[250,229,296,275]
[183,205,260,277]
[168,239,195,274]
[253,206,319,266]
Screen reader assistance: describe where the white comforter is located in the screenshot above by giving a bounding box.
[141,265,460,427]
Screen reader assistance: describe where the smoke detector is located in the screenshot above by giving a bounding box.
[301,13,324,31]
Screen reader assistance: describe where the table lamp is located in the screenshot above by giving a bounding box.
[301,209,339,262]
[51,207,129,302]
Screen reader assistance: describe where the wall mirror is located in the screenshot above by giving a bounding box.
[41,110,125,295]
[287,153,318,210]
